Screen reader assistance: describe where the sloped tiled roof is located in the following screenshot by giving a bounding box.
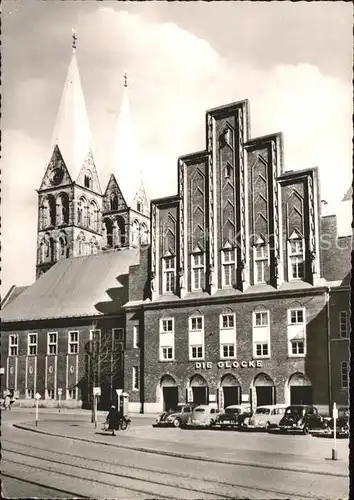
[1,249,140,323]
[1,285,30,308]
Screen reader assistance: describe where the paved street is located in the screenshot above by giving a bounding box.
[2,410,349,499]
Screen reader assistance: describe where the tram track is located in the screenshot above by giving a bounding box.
[2,440,317,499]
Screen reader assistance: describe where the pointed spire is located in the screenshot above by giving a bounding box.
[48,30,94,182]
[110,72,146,208]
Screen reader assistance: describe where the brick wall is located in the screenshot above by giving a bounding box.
[320,215,351,282]
[136,291,329,409]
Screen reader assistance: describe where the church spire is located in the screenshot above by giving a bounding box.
[110,72,146,209]
[48,30,94,182]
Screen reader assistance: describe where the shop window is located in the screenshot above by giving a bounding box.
[341,361,349,389]
[252,311,270,358]
[159,318,174,361]
[68,388,77,400]
[26,389,34,399]
[339,311,348,338]
[132,366,139,391]
[288,236,305,279]
[46,389,55,399]
[287,308,306,357]
[163,255,175,293]
[192,253,205,290]
[219,313,236,359]
[189,315,204,360]
[222,247,236,287]
[68,331,79,354]
[9,334,18,356]
[47,332,58,355]
[28,333,38,356]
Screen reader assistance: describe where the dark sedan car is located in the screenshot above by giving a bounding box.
[324,406,349,436]
[153,404,194,428]
[217,405,251,429]
[279,405,325,434]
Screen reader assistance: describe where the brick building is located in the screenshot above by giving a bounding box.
[123,100,351,414]
[1,43,351,414]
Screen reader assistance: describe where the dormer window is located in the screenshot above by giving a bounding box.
[253,237,268,284]
[288,231,305,279]
[222,245,236,287]
[163,253,176,293]
[84,171,92,189]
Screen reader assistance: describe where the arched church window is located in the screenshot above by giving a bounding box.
[104,219,113,247]
[76,232,86,255]
[140,223,149,245]
[84,171,92,189]
[117,216,126,245]
[56,233,68,260]
[131,220,140,247]
[56,193,70,225]
[110,193,118,211]
[88,201,97,230]
[47,196,56,226]
[78,197,88,227]
[136,199,143,213]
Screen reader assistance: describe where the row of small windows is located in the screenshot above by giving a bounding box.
[38,233,99,262]
[162,237,306,293]
[157,309,349,362]
[103,218,149,248]
[8,329,124,357]
[15,389,77,401]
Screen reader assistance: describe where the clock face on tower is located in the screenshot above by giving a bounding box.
[51,167,64,186]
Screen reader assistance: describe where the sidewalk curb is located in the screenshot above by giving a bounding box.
[13,423,348,478]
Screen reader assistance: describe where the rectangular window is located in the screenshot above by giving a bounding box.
[26,389,34,399]
[112,328,124,351]
[161,347,173,360]
[252,311,270,358]
[222,344,235,358]
[133,325,139,348]
[68,388,77,400]
[254,245,268,284]
[341,361,348,389]
[289,238,305,279]
[255,343,269,357]
[47,332,58,355]
[189,315,204,360]
[287,308,306,357]
[28,333,38,356]
[191,346,203,359]
[90,330,101,353]
[192,253,205,290]
[159,318,174,361]
[9,334,18,356]
[339,311,348,338]
[220,313,236,359]
[68,331,79,354]
[222,248,236,287]
[191,316,203,330]
[46,389,55,399]
[132,366,139,391]
[254,312,268,326]
[163,256,175,293]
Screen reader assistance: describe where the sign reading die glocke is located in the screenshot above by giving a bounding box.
[195,360,263,369]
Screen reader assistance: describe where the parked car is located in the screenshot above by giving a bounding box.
[279,405,325,434]
[185,405,221,428]
[324,406,349,436]
[153,404,194,427]
[217,405,251,429]
[245,405,287,431]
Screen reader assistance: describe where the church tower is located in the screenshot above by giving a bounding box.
[102,73,150,250]
[36,32,103,278]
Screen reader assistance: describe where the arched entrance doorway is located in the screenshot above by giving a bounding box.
[252,373,276,407]
[287,373,312,405]
[219,374,241,408]
[189,374,208,405]
[160,375,178,412]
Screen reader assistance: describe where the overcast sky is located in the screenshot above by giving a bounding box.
[2,0,352,294]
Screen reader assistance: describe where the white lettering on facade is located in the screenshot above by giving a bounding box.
[195,360,263,370]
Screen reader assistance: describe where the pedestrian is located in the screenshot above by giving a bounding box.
[4,393,11,411]
[106,405,120,436]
